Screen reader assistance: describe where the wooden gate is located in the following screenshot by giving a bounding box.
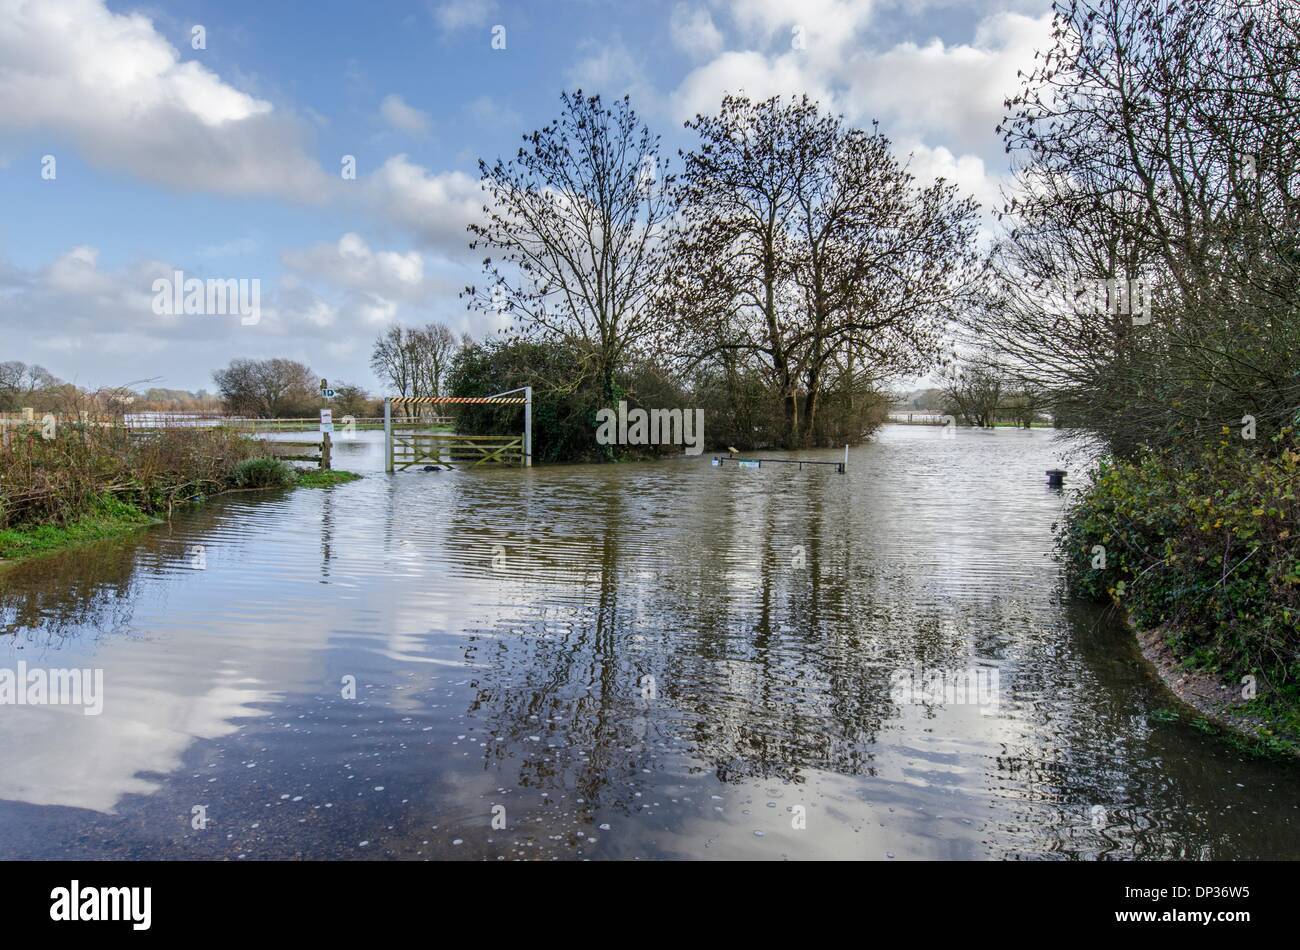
[390,431,523,470]
[384,389,531,472]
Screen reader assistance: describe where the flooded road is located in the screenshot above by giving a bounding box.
[2,425,1297,860]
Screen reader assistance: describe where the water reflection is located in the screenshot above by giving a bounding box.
[1,536,144,648]
[0,426,1297,859]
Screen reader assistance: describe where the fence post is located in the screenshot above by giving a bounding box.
[321,432,332,471]
[524,385,532,468]
[383,397,393,473]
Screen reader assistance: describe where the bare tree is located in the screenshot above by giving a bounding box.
[667,96,815,444]
[212,358,317,418]
[669,95,982,446]
[370,325,416,404]
[942,354,1006,428]
[466,91,675,404]
[370,322,458,416]
[408,323,457,399]
[789,113,982,442]
[970,0,1300,457]
[0,361,61,411]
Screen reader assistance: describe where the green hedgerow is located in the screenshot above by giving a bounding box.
[1057,428,1300,691]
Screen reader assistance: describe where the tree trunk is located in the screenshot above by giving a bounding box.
[782,391,799,448]
[801,386,820,447]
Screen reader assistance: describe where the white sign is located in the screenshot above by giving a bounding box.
[320,409,333,434]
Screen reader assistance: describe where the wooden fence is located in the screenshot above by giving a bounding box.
[0,411,451,432]
[256,433,332,470]
[76,421,335,473]
[211,416,450,432]
[125,426,333,469]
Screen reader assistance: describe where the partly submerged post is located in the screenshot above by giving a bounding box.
[843,444,848,471]
[383,397,393,473]
[524,385,532,468]
[484,386,531,467]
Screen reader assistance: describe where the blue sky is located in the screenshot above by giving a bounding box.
[0,0,1053,393]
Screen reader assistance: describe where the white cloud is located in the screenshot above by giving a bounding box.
[431,0,497,32]
[272,283,396,331]
[0,0,330,200]
[901,141,1005,232]
[379,94,432,135]
[279,291,339,329]
[669,7,1045,225]
[670,4,725,58]
[672,51,837,123]
[0,246,255,389]
[281,233,427,300]
[45,246,117,296]
[360,155,484,255]
[567,37,654,104]
[0,235,486,390]
[839,12,1053,160]
[675,7,1049,160]
[277,232,478,341]
[466,95,521,130]
[724,0,876,54]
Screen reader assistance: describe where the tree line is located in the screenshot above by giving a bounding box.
[29,0,1292,466]
[966,0,1298,460]
[217,90,986,457]
[1022,0,1300,720]
[461,90,983,456]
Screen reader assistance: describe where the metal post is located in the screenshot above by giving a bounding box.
[485,386,532,468]
[384,397,393,473]
[524,385,532,467]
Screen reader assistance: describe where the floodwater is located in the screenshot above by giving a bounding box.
[1,425,1297,860]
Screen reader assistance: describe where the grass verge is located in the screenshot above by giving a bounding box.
[296,469,362,488]
[0,495,159,561]
[0,469,362,564]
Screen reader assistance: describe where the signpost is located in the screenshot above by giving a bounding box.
[320,408,333,434]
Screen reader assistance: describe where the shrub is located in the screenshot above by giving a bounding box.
[0,425,267,528]
[231,456,296,488]
[445,337,890,460]
[1058,428,1300,690]
[446,339,653,463]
